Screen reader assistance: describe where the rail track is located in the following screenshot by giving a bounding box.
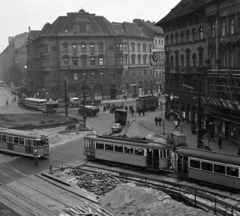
[76,163,240,216]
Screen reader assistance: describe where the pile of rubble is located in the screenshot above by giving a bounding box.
[68,169,121,196]
[60,202,113,216]
[65,123,91,131]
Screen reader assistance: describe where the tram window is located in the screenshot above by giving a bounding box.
[135,148,144,156]
[160,150,163,158]
[202,162,213,172]
[115,145,123,153]
[84,140,89,147]
[124,146,133,154]
[166,149,170,157]
[105,144,113,151]
[163,150,166,158]
[8,136,13,143]
[26,139,32,146]
[214,164,226,175]
[227,166,239,177]
[2,135,6,142]
[190,159,200,169]
[96,142,104,149]
[19,138,24,145]
[14,137,19,144]
[0,135,1,141]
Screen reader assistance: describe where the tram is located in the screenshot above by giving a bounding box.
[0,127,49,158]
[115,109,127,125]
[174,147,240,190]
[84,133,171,171]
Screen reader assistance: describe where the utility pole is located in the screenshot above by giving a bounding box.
[82,79,87,127]
[197,88,202,147]
[64,79,68,117]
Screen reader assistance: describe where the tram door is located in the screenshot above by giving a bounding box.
[177,155,188,177]
[146,148,159,170]
[85,140,95,158]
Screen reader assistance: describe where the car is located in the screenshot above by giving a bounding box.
[69,97,80,107]
[111,123,123,133]
[78,105,100,116]
[56,99,65,107]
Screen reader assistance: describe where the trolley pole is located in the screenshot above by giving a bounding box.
[64,79,68,117]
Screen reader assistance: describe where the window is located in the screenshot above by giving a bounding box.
[143,55,147,64]
[74,73,78,81]
[124,55,128,65]
[201,161,213,172]
[230,19,234,34]
[63,56,69,66]
[110,72,115,79]
[90,57,95,66]
[131,55,135,64]
[227,166,239,177]
[72,44,77,53]
[2,135,6,142]
[155,39,157,44]
[81,43,86,52]
[81,56,87,67]
[41,45,48,53]
[72,58,78,66]
[199,27,203,40]
[149,43,152,52]
[96,142,104,149]
[19,138,24,145]
[138,70,141,77]
[125,70,128,77]
[175,33,179,44]
[170,34,173,44]
[160,150,166,158]
[221,21,226,36]
[99,57,104,66]
[124,43,127,51]
[229,50,234,67]
[41,59,49,67]
[192,54,196,67]
[144,70,147,76]
[26,139,32,146]
[100,72,104,79]
[137,43,140,52]
[91,72,96,80]
[131,43,135,52]
[8,136,13,143]
[189,159,200,169]
[149,69,152,76]
[143,43,146,52]
[90,44,95,53]
[135,147,144,156]
[115,145,123,153]
[14,137,19,144]
[63,43,68,52]
[82,73,86,80]
[199,53,203,67]
[116,57,123,65]
[132,70,136,77]
[138,55,141,64]
[98,42,103,52]
[105,144,113,151]
[124,146,133,154]
[108,45,114,50]
[192,28,196,41]
[180,31,184,43]
[211,23,215,37]
[0,135,2,141]
[80,25,86,32]
[186,30,190,42]
[165,36,169,46]
[214,164,225,174]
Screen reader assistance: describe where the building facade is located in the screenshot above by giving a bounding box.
[156,0,206,123]
[26,9,156,100]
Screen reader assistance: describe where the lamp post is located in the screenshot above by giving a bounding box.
[82,79,87,127]
[64,79,68,117]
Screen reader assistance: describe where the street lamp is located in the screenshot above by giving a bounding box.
[82,79,87,127]
[64,78,68,117]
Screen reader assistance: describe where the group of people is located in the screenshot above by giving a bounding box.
[6,96,17,106]
[154,116,162,125]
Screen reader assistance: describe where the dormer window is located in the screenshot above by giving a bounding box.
[80,25,86,32]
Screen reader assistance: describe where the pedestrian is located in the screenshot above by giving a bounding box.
[174,120,178,129]
[209,130,214,142]
[125,105,128,112]
[103,105,106,112]
[154,116,158,126]
[6,99,8,106]
[218,137,223,149]
[237,148,240,156]
[33,150,39,166]
[158,116,162,125]
[191,123,196,134]
[177,116,181,125]
[142,110,145,116]
[131,109,134,116]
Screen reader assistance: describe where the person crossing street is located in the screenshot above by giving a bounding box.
[33,150,39,166]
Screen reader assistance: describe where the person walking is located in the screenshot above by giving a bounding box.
[33,150,39,166]
[154,116,158,126]
[158,116,162,125]
[6,99,8,106]
[131,108,134,116]
[218,137,223,149]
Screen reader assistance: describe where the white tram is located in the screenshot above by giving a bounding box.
[84,134,171,171]
[0,127,49,158]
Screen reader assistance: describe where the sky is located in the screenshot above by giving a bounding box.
[0,0,180,53]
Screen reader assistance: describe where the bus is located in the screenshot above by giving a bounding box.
[24,98,47,110]
[0,127,49,158]
[115,109,127,125]
[84,133,171,171]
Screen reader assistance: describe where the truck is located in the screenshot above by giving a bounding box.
[136,95,158,112]
[167,131,187,149]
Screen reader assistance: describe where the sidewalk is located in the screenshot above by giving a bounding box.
[135,113,240,156]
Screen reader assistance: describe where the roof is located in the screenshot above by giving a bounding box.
[123,22,150,38]
[175,147,240,166]
[141,21,163,34]
[156,0,205,26]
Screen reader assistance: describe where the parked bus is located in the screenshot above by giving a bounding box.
[115,109,127,125]
[0,127,49,158]
[136,95,158,112]
[19,98,47,111]
[84,133,171,171]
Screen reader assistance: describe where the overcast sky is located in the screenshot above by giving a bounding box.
[0,0,180,53]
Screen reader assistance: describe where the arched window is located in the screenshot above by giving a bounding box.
[166,35,169,46]
[192,28,196,41]
[90,42,95,54]
[138,54,141,64]
[170,56,174,67]
[186,30,190,42]
[199,27,204,40]
[131,43,135,52]
[170,34,174,45]
[149,43,152,52]
[81,42,86,52]
[180,31,184,43]
[192,53,197,67]
[186,49,190,67]
[62,42,68,52]
[72,43,77,53]
[124,54,128,65]
[198,47,204,67]
[131,54,136,64]
[143,54,147,64]
[181,55,184,67]
[175,33,179,44]
[137,43,141,52]
[143,43,146,52]
[98,42,104,52]
[175,51,179,67]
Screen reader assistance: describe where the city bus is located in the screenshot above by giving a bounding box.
[0,127,49,158]
[24,98,47,110]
